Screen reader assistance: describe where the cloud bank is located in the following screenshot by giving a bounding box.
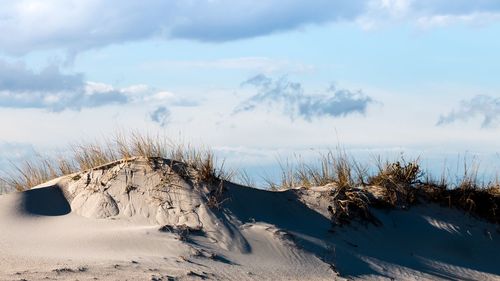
[235,74,373,121]
[0,60,130,111]
[437,95,500,128]
[0,59,200,131]
[1,0,500,55]
[0,0,363,55]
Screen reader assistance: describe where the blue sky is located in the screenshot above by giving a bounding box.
[1,0,500,184]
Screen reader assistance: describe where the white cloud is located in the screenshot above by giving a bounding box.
[1,0,499,55]
[144,91,176,102]
[438,95,500,128]
[0,59,199,112]
[0,60,83,92]
[234,74,373,121]
[416,12,500,28]
[0,59,138,111]
[375,0,412,17]
[84,81,116,94]
[360,0,500,29]
[0,0,363,55]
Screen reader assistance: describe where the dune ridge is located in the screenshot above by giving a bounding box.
[0,157,499,280]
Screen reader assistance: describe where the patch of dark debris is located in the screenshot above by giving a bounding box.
[159,224,205,241]
[52,266,88,274]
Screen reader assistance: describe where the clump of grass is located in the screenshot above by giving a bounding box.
[3,155,66,191]
[271,150,500,225]
[266,150,375,225]
[71,142,116,171]
[368,158,422,208]
[2,132,230,191]
[269,150,364,190]
[418,182,500,224]
[327,185,379,226]
[164,144,234,184]
[411,156,500,223]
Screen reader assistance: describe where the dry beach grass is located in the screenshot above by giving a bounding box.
[2,133,499,226]
[270,150,500,225]
[2,132,230,192]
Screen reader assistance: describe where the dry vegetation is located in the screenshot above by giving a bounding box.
[1,132,231,192]
[271,151,500,225]
[2,135,499,226]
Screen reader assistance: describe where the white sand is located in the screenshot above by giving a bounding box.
[0,158,499,280]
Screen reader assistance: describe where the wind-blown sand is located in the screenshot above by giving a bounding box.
[0,157,499,280]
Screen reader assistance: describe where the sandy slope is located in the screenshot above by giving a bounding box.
[0,158,499,281]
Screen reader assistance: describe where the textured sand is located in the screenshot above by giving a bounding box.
[0,158,499,280]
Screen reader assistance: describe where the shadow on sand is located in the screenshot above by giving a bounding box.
[223,183,500,279]
[20,185,71,216]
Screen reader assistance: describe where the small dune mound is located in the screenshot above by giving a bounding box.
[48,156,248,252]
[58,158,212,225]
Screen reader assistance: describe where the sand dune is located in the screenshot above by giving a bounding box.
[0,157,499,280]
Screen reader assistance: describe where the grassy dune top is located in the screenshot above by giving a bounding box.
[1,133,229,192]
[1,133,499,225]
